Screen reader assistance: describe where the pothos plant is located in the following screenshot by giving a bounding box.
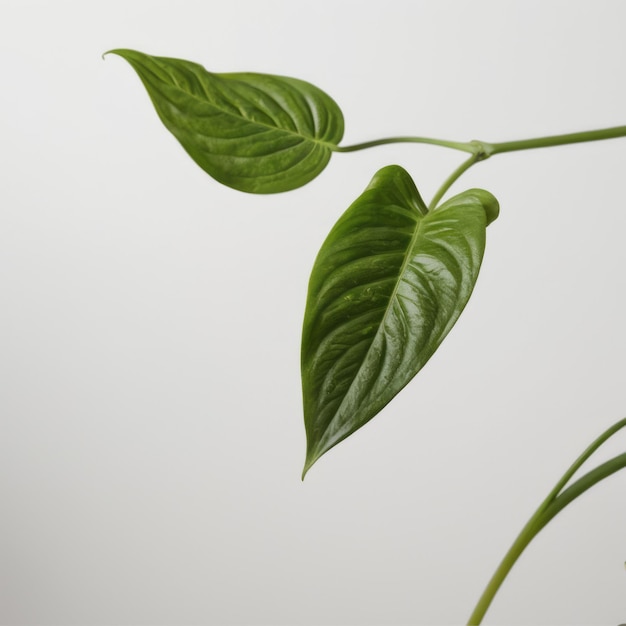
[108,49,626,624]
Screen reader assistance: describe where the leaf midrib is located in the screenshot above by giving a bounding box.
[152,59,340,152]
[317,209,428,450]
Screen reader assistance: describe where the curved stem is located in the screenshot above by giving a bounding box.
[333,126,626,156]
[467,417,626,625]
[543,416,626,503]
[539,452,626,532]
[332,136,475,154]
[466,512,544,625]
[333,127,626,209]
[428,154,479,210]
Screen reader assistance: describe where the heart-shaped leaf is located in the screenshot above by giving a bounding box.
[108,49,344,193]
[301,165,499,476]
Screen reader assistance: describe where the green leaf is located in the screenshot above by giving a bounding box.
[108,49,344,193]
[301,165,499,477]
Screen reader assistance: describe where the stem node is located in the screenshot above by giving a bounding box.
[470,140,495,161]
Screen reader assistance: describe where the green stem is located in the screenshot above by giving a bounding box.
[334,126,626,156]
[334,126,626,208]
[332,136,475,154]
[428,154,479,211]
[467,417,626,625]
[487,125,626,155]
[541,416,626,503]
[538,452,626,531]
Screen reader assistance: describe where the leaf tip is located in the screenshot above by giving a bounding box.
[103,48,136,60]
[102,48,122,60]
[301,454,316,481]
[302,442,329,480]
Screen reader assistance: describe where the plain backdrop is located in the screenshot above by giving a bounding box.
[2,1,626,624]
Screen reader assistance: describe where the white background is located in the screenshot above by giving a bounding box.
[2,1,626,624]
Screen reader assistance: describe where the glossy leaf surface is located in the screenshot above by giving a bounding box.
[301,166,499,476]
[109,49,344,193]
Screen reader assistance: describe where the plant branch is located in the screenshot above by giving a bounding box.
[334,126,626,156]
[487,125,626,155]
[428,154,480,210]
[334,126,626,209]
[539,452,626,532]
[467,417,626,625]
[332,136,475,153]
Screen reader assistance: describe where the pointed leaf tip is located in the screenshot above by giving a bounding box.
[301,166,497,470]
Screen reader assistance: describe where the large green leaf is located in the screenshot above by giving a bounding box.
[108,49,344,193]
[301,165,499,476]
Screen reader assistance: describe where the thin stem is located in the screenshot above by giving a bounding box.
[466,512,543,625]
[467,417,626,625]
[332,126,626,156]
[488,125,626,156]
[538,452,626,533]
[428,154,479,211]
[332,136,475,154]
[333,126,626,209]
[543,416,626,504]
